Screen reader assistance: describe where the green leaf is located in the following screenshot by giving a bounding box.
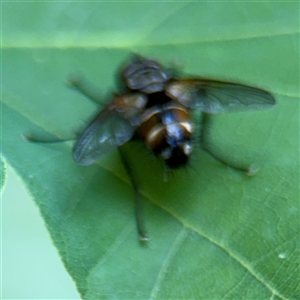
[0,158,6,192]
[2,2,299,299]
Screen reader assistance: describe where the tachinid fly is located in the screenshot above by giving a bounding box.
[29,56,276,241]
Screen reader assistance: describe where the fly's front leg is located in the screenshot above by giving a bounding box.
[25,76,102,144]
[67,74,103,105]
[118,147,149,242]
[200,112,255,175]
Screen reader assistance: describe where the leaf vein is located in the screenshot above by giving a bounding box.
[149,227,188,300]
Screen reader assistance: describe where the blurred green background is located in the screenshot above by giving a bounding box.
[2,166,80,299]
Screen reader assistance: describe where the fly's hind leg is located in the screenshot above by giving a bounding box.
[118,147,149,243]
[200,112,256,175]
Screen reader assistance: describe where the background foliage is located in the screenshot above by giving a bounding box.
[2,2,299,299]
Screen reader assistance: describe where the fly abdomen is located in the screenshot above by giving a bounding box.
[138,103,194,169]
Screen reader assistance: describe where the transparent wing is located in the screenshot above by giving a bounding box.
[165,79,275,114]
[73,94,147,166]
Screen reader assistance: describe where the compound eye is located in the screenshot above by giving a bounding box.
[123,58,170,93]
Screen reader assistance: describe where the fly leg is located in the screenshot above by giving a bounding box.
[200,112,254,175]
[24,76,102,143]
[24,134,75,144]
[118,147,149,243]
[67,74,103,105]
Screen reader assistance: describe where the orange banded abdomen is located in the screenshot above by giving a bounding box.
[138,104,194,168]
